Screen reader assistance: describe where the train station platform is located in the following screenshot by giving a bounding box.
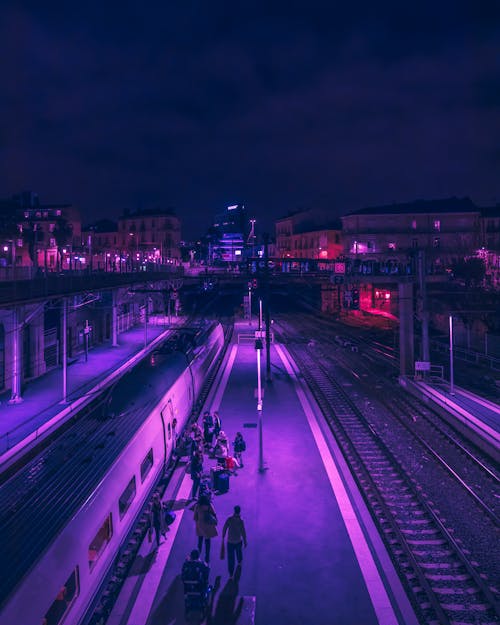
[0,322,181,469]
[402,377,500,454]
[107,321,417,625]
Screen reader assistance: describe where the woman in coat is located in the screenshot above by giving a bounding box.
[193,494,218,563]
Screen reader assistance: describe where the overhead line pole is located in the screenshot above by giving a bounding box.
[263,233,272,383]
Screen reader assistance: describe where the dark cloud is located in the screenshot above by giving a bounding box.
[0,2,499,237]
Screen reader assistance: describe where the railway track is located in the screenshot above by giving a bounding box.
[276,320,500,624]
[313,335,500,525]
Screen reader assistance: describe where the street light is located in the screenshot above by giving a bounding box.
[255,337,264,472]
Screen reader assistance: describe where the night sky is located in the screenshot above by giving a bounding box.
[2,2,499,238]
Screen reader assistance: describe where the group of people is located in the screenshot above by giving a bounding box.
[188,410,246,500]
[151,407,250,611]
[186,410,248,579]
[184,503,248,580]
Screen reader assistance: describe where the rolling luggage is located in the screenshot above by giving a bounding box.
[212,469,230,494]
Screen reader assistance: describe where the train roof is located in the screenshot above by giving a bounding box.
[0,326,209,606]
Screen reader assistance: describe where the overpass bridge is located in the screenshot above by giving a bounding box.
[0,259,453,403]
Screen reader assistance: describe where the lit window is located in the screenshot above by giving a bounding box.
[56,209,61,216]
[89,515,113,570]
[433,219,440,231]
[140,449,154,482]
[388,242,396,250]
[411,219,417,229]
[119,476,136,519]
[43,568,80,625]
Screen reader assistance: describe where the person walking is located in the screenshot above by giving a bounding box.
[150,493,166,548]
[222,505,247,577]
[190,450,204,500]
[233,432,246,468]
[193,494,218,563]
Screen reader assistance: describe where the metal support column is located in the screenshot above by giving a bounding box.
[449,314,455,395]
[263,233,272,383]
[112,290,118,347]
[398,281,414,377]
[62,298,68,403]
[9,307,23,403]
[418,251,430,371]
[255,338,265,473]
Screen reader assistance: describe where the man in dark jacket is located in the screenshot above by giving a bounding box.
[190,450,203,500]
[222,505,248,577]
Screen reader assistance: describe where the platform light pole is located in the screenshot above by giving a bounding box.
[255,337,264,472]
[259,298,263,332]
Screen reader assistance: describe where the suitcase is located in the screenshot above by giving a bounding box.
[212,469,230,494]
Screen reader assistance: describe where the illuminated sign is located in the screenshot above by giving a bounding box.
[227,205,238,210]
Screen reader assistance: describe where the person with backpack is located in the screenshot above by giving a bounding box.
[233,432,246,468]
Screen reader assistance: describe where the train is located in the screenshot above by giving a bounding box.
[0,321,225,625]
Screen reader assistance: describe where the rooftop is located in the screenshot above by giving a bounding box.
[345,197,479,217]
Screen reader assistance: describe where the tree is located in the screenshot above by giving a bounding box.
[53,217,73,271]
[20,223,41,270]
[452,257,486,288]
[0,205,20,269]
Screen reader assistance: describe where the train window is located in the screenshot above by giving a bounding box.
[167,423,172,440]
[140,449,154,483]
[119,476,137,519]
[43,567,80,625]
[88,514,113,571]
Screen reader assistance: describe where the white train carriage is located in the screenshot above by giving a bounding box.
[0,322,224,625]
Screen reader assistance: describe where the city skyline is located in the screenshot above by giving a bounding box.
[2,2,499,239]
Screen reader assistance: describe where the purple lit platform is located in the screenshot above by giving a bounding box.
[108,322,417,625]
[0,323,178,468]
[403,378,500,456]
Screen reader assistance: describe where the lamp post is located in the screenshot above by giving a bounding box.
[255,337,264,472]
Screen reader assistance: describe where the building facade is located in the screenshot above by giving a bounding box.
[341,197,481,271]
[275,209,342,260]
[117,208,181,265]
[479,205,500,289]
[0,191,81,275]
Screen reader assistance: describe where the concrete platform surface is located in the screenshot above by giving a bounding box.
[108,323,417,625]
[0,324,172,458]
